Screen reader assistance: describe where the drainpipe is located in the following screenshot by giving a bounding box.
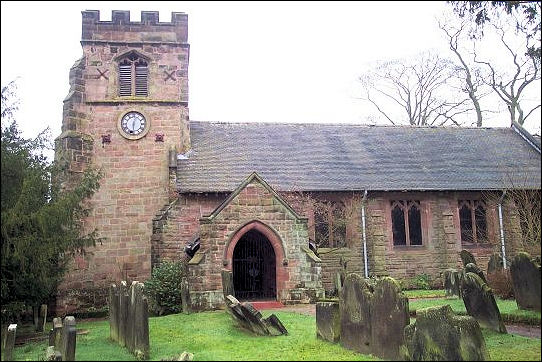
[498,190,508,269]
[361,190,369,278]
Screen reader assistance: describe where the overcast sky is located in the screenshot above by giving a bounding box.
[1,1,540,149]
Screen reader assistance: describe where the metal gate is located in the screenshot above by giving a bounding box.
[233,229,276,300]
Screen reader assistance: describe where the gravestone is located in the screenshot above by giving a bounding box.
[443,269,462,297]
[403,305,489,361]
[132,282,150,360]
[48,317,63,349]
[109,281,151,359]
[461,272,507,333]
[221,270,234,299]
[180,277,191,314]
[460,249,476,267]
[370,277,409,360]
[4,324,16,361]
[510,252,541,311]
[339,273,372,355]
[487,253,504,274]
[118,281,129,347]
[316,301,340,343]
[45,346,62,361]
[464,262,487,283]
[334,272,343,296]
[39,304,48,332]
[61,316,76,361]
[109,283,119,342]
[224,295,287,336]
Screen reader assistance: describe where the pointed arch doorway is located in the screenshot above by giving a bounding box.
[232,229,276,300]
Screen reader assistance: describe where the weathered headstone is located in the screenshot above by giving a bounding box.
[461,272,507,333]
[38,304,48,332]
[61,316,76,361]
[48,317,63,349]
[316,301,340,343]
[334,272,343,296]
[443,269,462,297]
[224,295,287,336]
[370,277,409,360]
[465,262,487,283]
[133,282,150,360]
[4,324,16,361]
[460,249,477,267]
[110,281,151,359]
[45,346,62,361]
[221,270,234,299]
[180,277,191,314]
[126,281,138,353]
[339,273,372,355]
[487,253,504,274]
[403,305,489,361]
[109,283,119,342]
[510,252,541,311]
[118,281,129,347]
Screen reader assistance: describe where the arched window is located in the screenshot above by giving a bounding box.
[118,52,148,97]
[391,200,423,246]
[458,200,488,244]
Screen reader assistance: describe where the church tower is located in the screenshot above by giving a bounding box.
[55,10,190,313]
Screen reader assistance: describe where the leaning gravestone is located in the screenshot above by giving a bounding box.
[510,252,541,311]
[4,324,16,361]
[339,273,372,355]
[464,262,487,283]
[61,316,77,361]
[461,272,507,333]
[316,301,340,343]
[460,249,477,267]
[403,305,489,361]
[370,277,409,360]
[224,295,287,336]
[443,269,462,297]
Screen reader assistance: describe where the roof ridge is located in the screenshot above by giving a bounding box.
[189,120,512,130]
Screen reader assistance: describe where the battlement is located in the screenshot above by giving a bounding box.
[81,10,188,44]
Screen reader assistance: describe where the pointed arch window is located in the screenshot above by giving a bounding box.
[118,52,148,97]
[391,200,423,246]
[458,200,488,244]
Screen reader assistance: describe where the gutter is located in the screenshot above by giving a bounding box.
[361,190,369,278]
[497,190,508,269]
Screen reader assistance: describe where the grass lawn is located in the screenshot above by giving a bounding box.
[11,308,541,361]
[403,289,446,298]
[13,311,377,361]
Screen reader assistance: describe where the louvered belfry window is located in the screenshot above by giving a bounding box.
[118,53,148,97]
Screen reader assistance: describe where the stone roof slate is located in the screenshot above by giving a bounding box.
[176,121,541,192]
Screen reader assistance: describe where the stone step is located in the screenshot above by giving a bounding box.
[248,300,285,310]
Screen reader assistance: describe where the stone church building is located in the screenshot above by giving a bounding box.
[55,10,541,313]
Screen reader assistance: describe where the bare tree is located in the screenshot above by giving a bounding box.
[439,19,491,127]
[474,21,541,125]
[359,51,473,126]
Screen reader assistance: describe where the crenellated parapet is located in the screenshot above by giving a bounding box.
[81,10,188,44]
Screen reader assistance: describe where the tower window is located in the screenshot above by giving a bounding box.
[118,52,148,97]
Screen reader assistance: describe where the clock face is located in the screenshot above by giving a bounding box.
[121,112,147,135]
